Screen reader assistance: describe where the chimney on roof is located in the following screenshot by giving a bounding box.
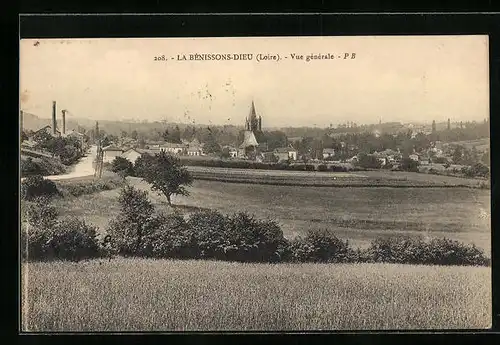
[52,101,57,135]
[62,109,66,134]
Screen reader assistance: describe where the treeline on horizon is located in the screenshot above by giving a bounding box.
[22,112,489,157]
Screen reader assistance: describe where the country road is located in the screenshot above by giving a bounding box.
[21,145,97,182]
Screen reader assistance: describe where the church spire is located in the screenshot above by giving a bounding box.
[249,100,257,120]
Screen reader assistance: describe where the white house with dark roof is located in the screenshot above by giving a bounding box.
[102,145,124,163]
[121,148,143,164]
[274,146,298,161]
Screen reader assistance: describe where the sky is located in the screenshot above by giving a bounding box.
[19,36,489,128]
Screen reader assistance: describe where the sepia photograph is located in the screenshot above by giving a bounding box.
[19,35,491,331]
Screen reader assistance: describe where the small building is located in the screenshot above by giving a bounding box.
[322,148,336,160]
[159,142,187,155]
[122,148,143,164]
[274,147,298,162]
[102,145,124,163]
[222,146,238,158]
[63,129,86,149]
[186,138,204,156]
[32,125,61,139]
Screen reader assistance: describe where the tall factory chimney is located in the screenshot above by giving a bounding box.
[20,110,24,132]
[52,101,57,135]
[62,109,66,135]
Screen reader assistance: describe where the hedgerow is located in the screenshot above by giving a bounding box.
[23,186,490,266]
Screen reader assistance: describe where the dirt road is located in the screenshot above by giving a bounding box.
[21,145,98,182]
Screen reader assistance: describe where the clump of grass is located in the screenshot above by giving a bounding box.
[21,258,491,331]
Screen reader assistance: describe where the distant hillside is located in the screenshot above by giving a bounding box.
[21,111,84,133]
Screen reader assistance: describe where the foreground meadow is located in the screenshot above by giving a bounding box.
[21,259,491,331]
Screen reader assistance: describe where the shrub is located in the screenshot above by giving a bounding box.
[364,236,429,265]
[21,175,60,201]
[44,217,101,261]
[400,158,419,172]
[425,238,490,266]
[187,210,228,259]
[464,163,489,178]
[20,200,58,261]
[286,229,353,263]
[363,236,490,266]
[141,213,197,259]
[21,157,43,176]
[107,186,156,256]
[317,164,328,172]
[222,212,288,263]
[111,156,135,177]
[21,204,101,262]
[356,153,382,169]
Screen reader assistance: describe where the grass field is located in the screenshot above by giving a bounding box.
[51,175,491,253]
[21,258,491,331]
[186,166,488,188]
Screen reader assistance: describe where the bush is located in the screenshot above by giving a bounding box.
[286,229,353,263]
[21,157,43,176]
[107,186,156,256]
[425,238,489,266]
[187,210,228,259]
[44,217,101,261]
[363,236,429,265]
[400,158,419,172]
[222,212,288,263]
[363,236,489,266]
[21,200,58,260]
[356,153,381,169]
[21,204,101,262]
[21,175,60,201]
[317,164,328,172]
[111,156,135,177]
[464,163,489,178]
[141,213,197,259]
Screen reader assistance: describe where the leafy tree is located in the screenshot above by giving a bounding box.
[400,157,419,172]
[263,131,287,151]
[356,153,381,169]
[111,156,134,178]
[139,151,193,206]
[107,185,156,255]
[131,130,138,140]
[203,133,222,155]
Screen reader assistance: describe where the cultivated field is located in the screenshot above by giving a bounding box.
[52,176,491,253]
[21,259,491,331]
[186,166,488,188]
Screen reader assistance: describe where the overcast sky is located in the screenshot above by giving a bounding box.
[19,36,489,128]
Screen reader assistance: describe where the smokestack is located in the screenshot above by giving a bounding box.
[62,110,66,135]
[20,110,23,132]
[52,101,57,135]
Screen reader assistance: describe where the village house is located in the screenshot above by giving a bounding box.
[158,142,187,155]
[121,148,143,164]
[32,125,61,139]
[102,145,124,163]
[223,145,238,158]
[186,138,204,156]
[322,148,336,160]
[274,146,298,162]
